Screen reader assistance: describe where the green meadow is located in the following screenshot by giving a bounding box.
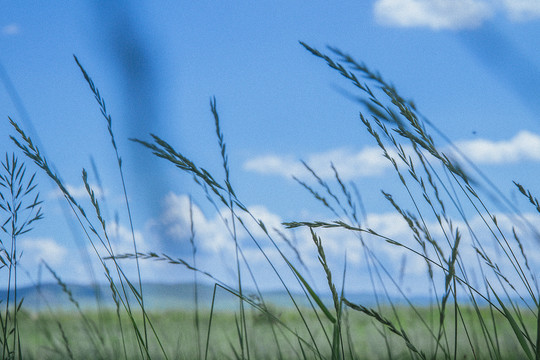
[15,306,537,359]
[1,44,539,359]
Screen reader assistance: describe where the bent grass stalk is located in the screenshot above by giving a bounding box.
[73,55,148,349]
[9,58,167,358]
[293,43,539,359]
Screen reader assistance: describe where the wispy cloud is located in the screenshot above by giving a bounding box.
[373,0,540,30]
[373,0,493,30]
[502,0,540,21]
[48,183,107,200]
[1,23,20,36]
[244,131,540,180]
[52,188,536,294]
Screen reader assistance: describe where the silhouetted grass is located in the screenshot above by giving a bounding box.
[3,42,539,359]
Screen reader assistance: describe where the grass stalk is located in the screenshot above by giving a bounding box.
[0,153,42,360]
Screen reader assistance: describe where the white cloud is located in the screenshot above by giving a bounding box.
[502,0,540,21]
[19,237,67,267]
[147,192,315,286]
[95,221,182,283]
[309,207,540,296]
[49,183,107,200]
[244,131,540,181]
[53,185,531,296]
[309,148,390,179]
[452,131,540,164]
[366,212,411,238]
[373,0,493,30]
[154,193,290,258]
[244,146,390,181]
[76,188,540,296]
[1,24,20,36]
[104,221,146,255]
[243,205,286,238]
[243,155,306,179]
[155,193,232,254]
[373,0,540,29]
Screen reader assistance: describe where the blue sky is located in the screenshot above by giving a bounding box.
[2,1,540,299]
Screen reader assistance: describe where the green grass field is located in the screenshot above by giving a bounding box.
[16,306,535,359]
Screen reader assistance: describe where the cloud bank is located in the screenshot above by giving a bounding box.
[373,0,540,30]
[152,192,540,295]
[244,131,540,180]
[11,189,540,296]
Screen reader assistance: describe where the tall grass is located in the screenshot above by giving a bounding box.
[3,42,540,359]
[0,153,43,360]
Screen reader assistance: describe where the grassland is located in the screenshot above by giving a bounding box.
[16,305,535,359]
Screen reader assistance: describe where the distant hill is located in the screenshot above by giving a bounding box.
[1,282,435,313]
[1,282,233,312]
